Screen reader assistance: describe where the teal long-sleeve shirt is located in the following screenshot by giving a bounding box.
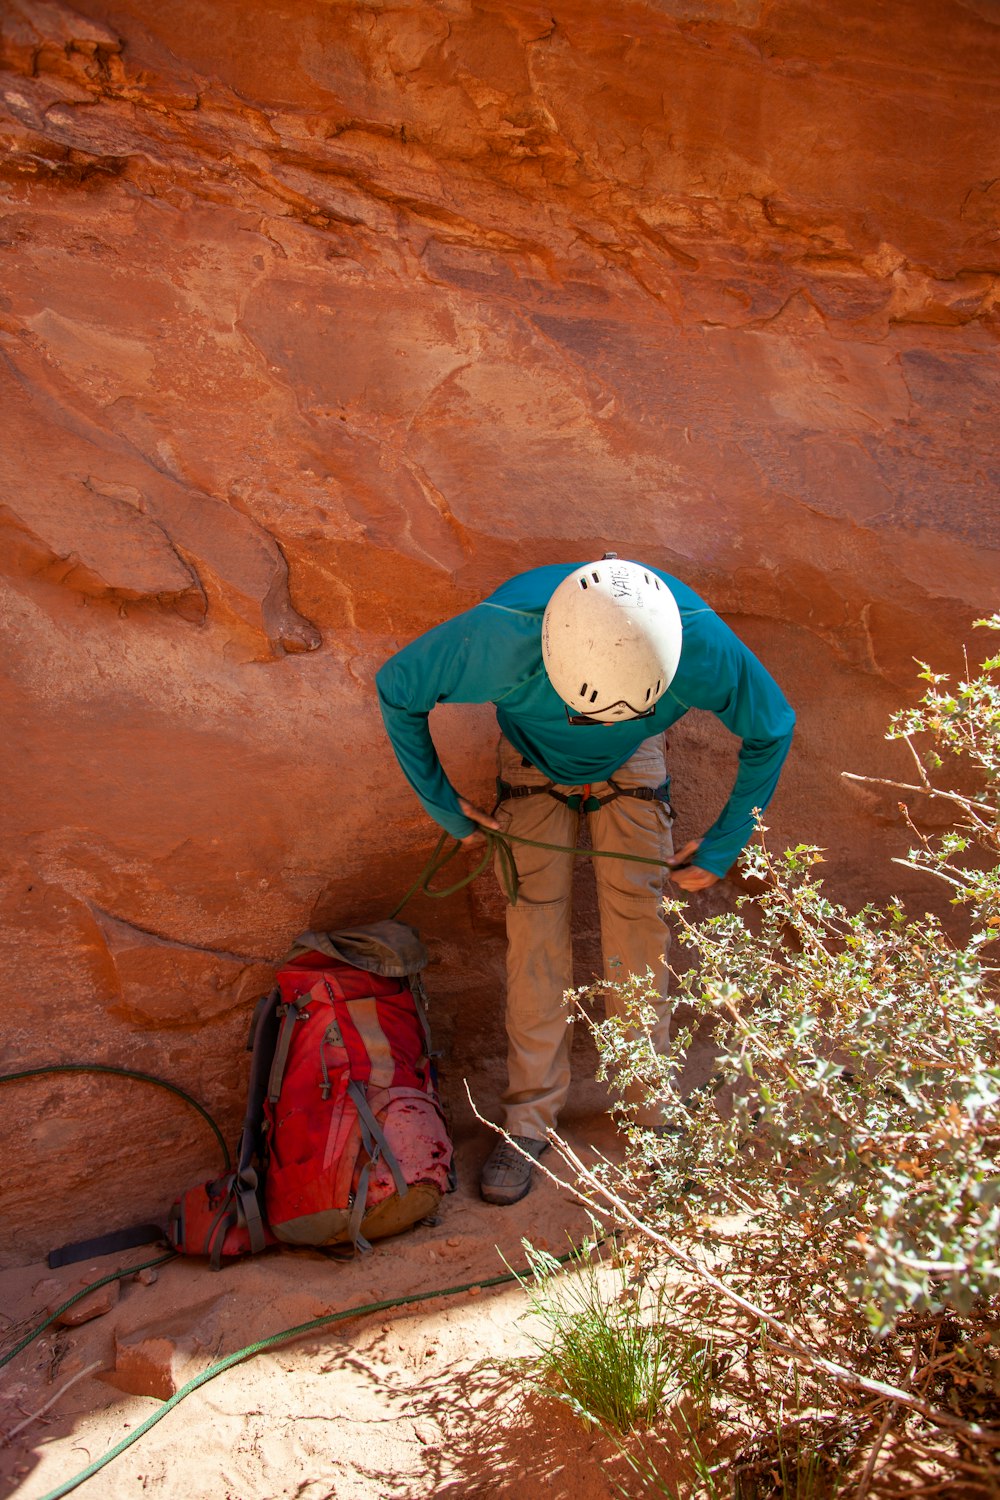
[376,564,795,878]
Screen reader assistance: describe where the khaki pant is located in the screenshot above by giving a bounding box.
[493,733,674,1139]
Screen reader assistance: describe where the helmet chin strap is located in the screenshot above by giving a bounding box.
[542,556,682,716]
[565,700,656,726]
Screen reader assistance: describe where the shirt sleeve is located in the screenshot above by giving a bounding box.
[670,616,796,877]
[376,610,498,840]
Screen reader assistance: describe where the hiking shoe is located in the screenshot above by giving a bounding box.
[480,1135,549,1206]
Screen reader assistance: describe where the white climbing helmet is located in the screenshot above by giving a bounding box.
[542,555,682,722]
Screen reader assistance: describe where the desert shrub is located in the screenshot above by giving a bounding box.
[506,1233,713,1435]
[528,618,1000,1495]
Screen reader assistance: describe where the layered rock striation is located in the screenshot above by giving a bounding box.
[1,0,998,1260]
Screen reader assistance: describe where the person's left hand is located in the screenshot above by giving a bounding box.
[457,796,503,848]
[666,839,720,892]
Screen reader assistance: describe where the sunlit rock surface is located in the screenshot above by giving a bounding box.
[2,0,998,1262]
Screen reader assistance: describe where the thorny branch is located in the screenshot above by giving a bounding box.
[841,771,997,821]
[464,1085,1000,1448]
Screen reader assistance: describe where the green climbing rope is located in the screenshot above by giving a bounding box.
[4,826,652,1495]
[29,1252,581,1500]
[391,824,679,917]
[0,1253,178,1371]
[0,1066,232,1175]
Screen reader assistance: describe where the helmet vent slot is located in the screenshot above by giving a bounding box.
[543,560,681,718]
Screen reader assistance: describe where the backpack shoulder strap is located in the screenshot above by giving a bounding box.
[231,986,282,1256]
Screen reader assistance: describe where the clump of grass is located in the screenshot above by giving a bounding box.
[505,1235,865,1498]
[507,1233,713,1436]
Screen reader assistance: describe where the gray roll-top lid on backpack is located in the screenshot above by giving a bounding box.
[283,919,428,978]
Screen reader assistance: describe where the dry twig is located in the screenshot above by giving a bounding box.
[465,1085,1000,1448]
[1,1361,101,1446]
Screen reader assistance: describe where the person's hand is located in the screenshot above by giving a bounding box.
[666,839,720,892]
[457,797,503,848]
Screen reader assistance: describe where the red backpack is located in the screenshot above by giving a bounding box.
[168,921,454,1265]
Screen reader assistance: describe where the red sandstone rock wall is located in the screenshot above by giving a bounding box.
[2,0,998,1263]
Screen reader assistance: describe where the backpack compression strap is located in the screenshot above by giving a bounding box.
[345,1080,410,1252]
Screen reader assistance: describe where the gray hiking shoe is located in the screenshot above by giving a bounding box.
[480,1135,549,1206]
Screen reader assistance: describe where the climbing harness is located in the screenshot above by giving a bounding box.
[1,770,683,1494]
[391,792,685,918]
[494,772,675,818]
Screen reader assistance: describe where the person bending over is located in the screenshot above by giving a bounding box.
[377,555,795,1204]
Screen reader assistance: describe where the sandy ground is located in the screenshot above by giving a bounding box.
[0,1072,694,1500]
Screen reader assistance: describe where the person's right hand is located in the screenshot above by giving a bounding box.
[666,839,720,891]
[457,796,503,848]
